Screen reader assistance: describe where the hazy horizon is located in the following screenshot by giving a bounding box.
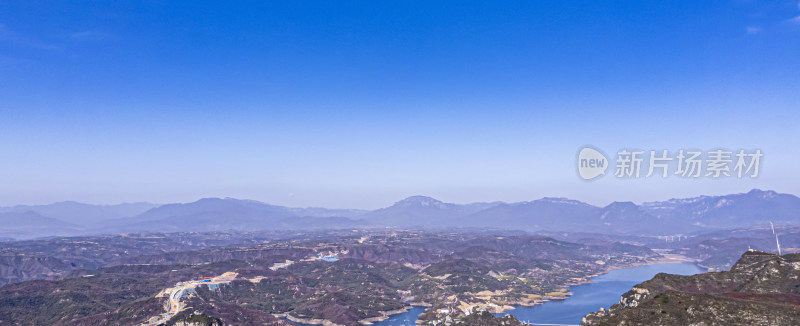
[0,187,791,211]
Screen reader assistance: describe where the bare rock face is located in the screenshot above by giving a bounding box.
[617,286,651,308]
[582,251,800,326]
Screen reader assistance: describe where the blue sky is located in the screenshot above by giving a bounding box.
[1,1,799,208]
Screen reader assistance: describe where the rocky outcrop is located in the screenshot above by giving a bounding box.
[582,251,800,325]
[453,310,529,325]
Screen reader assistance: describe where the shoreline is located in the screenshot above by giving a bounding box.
[601,252,699,274]
[360,307,413,325]
[494,252,701,314]
[281,253,701,325]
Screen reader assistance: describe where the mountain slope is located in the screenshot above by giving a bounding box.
[582,251,800,325]
[640,189,800,229]
[0,201,158,226]
[0,211,81,239]
[361,196,500,227]
[100,198,364,233]
[594,201,667,234]
[462,197,600,231]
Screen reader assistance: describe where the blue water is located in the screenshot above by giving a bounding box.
[497,262,705,325]
[288,263,704,326]
[371,307,427,326]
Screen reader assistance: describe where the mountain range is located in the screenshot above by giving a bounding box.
[2,189,799,239]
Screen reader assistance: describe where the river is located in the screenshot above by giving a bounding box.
[289,262,704,326]
[495,262,704,325]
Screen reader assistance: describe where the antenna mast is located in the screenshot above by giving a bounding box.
[771,221,782,255]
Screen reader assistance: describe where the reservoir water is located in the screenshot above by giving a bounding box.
[496,262,705,325]
[289,262,704,326]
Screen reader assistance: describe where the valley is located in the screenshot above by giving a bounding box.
[0,230,662,326]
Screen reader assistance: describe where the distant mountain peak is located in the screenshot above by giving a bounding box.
[746,188,777,198]
[13,210,48,218]
[394,196,446,207]
[537,197,591,206]
[52,200,83,205]
[643,189,782,209]
[195,197,229,203]
[190,197,263,206]
[603,201,638,209]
